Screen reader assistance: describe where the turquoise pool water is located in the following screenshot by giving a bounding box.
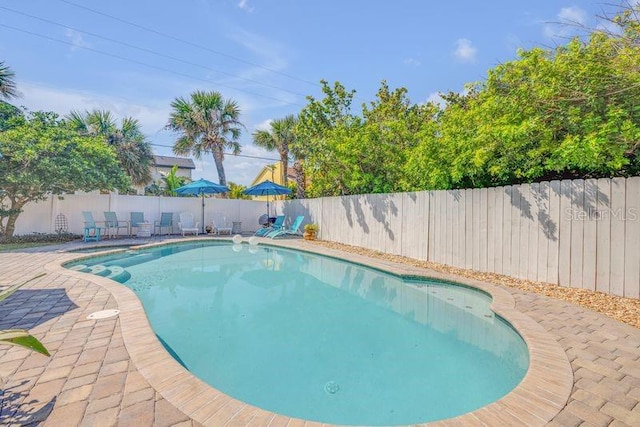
[67,242,529,425]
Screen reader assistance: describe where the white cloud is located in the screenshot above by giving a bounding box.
[18,81,171,135]
[403,58,421,67]
[238,0,254,13]
[543,6,588,40]
[558,7,588,26]
[64,28,90,51]
[254,119,272,132]
[453,38,477,63]
[227,29,288,72]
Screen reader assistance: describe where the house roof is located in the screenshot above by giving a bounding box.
[153,155,196,169]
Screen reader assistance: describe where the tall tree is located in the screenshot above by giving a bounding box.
[0,61,18,100]
[0,111,129,238]
[168,91,243,186]
[296,80,357,197]
[296,80,436,196]
[252,114,297,186]
[66,110,153,186]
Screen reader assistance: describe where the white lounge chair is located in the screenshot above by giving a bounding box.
[178,212,200,236]
[212,214,233,235]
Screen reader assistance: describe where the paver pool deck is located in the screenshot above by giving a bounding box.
[0,237,639,426]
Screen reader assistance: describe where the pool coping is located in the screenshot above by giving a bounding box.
[45,237,573,426]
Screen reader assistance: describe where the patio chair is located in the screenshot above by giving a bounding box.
[268,215,305,239]
[82,211,105,242]
[130,212,145,233]
[104,211,130,238]
[178,212,200,237]
[212,213,232,235]
[154,212,173,236]
[255,215,285,237]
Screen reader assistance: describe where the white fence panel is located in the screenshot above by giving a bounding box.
[610,178,626,296]
[547,181,561,284]
[595,178,611,294]
[624,177,640,298]
[582,179,598,291]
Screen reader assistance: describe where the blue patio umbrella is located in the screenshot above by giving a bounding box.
[243,180,291,217]
[176,178,229,233]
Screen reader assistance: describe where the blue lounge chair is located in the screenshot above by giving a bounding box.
[268,215,304,239]
[104,211,130,238]
[130,212,145,234]
[154,212,173,236]
[82,211,105,242]
[255,215,285,237]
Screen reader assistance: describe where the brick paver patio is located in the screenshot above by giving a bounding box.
[0,238,639,426]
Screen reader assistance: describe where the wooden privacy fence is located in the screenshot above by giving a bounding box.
[280,177,640,299]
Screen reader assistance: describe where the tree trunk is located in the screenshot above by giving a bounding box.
[212,147,227,186]
[2,199,26,238]
[279,149,289,186]
[293,160,306,199]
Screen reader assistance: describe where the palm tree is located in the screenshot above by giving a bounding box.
[0,61,18,100]
[167,91,242,186]
[66,110,153,186]
[252,114,296,186]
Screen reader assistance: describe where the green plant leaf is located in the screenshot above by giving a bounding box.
[0,329,50,356]
[0,273,45,302]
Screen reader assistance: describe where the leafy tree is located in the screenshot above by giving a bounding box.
[291,5,640,194]
[356,82,437,193]
[227,181,251,199]
[405,5,640,189]
[67,110,153,186]
[295,80,357,197]
[0,61,18,100]
[252,114,297,187]
[0,101,23,131]
[0,111,129,238]
[296,80,437,196]
[168,91,243,187]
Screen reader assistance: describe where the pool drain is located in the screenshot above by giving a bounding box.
[87,309,120,320]
[324,381,340,394]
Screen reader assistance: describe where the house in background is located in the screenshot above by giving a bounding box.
[249,163,296,201]
[135,155,196,194]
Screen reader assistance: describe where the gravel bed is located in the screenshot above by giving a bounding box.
[310,240,640,329]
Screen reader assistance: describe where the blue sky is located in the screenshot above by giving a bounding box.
[0,0,620,185]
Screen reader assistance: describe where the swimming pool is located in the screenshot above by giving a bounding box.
[67,241,529,425]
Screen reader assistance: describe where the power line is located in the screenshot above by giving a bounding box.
[147,143,280,162]
[57,0,321,88]
[0,5,310,100]
[0,23,304,107]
